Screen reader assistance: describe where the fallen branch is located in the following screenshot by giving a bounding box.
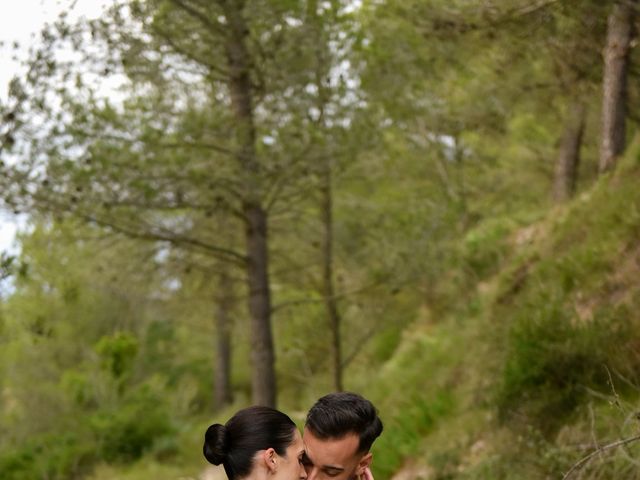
[562,433,640,479]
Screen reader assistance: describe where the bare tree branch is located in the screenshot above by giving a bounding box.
[562,434,640,479]
[85,214,247,266]
[152,24,230,80]
[170,0,226,37]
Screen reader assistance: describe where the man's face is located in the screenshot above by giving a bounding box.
[302,427,372,480]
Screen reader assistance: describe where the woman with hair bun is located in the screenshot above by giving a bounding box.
[204,406,307,480]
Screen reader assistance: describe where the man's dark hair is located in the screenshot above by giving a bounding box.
[305,392,383,453]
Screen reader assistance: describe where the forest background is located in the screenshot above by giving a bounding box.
[2,0,640,479]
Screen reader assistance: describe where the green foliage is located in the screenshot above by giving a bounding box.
[60,370,96,408]
[350,327,460,479]
[491,150,640,434]
[0,432,95,480]
[0,222,191,478]
[350,146,640,478]
[95,332,139,380]
[373,391,456,479]
[460,217,518,279]
[498,299,632,432]
[90,386,174,463]
[0,390,174,478]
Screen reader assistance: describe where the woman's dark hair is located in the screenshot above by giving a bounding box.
[305,392,383,453]
[203,406,297,480]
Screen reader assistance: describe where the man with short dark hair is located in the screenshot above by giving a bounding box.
[303,392,383,480]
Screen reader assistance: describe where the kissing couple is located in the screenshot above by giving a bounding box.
[204,392,383,480]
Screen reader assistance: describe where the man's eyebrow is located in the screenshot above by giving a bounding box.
[303,452,344,471]
[323,466,345,472]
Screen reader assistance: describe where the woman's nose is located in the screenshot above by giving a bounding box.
[305,466,317,480]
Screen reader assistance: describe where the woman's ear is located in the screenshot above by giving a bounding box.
[355,453,372,476]
[262,448,278,473]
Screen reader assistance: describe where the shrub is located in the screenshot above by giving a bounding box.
[0,433,95,480]
[95,332,139,379]
[90,387,174,463]
[461,217,517,280]
[497,295,634,433]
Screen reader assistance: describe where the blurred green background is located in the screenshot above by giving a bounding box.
[2,1,640,479]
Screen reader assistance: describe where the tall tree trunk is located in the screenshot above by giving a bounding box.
[599,1,636,173]
[224,2,276,407]
[321,163,343,392]
[214,271,234,409]
[308,0,343,392]
[244,203,276,407]
[553,101,586,202]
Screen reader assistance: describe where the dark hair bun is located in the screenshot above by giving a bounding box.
[203,423,229,465]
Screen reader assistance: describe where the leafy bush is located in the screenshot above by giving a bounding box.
[90,387,174,463]
[497,296,634,433]
[460,217,517,280]
[95,332,139,379]
[0,445,35,480]
[0,433,95,480]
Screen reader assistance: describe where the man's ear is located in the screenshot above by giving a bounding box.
[262,448,278,473]
[355,452,372,476]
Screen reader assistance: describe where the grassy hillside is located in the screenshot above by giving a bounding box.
[359,140,640,479]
